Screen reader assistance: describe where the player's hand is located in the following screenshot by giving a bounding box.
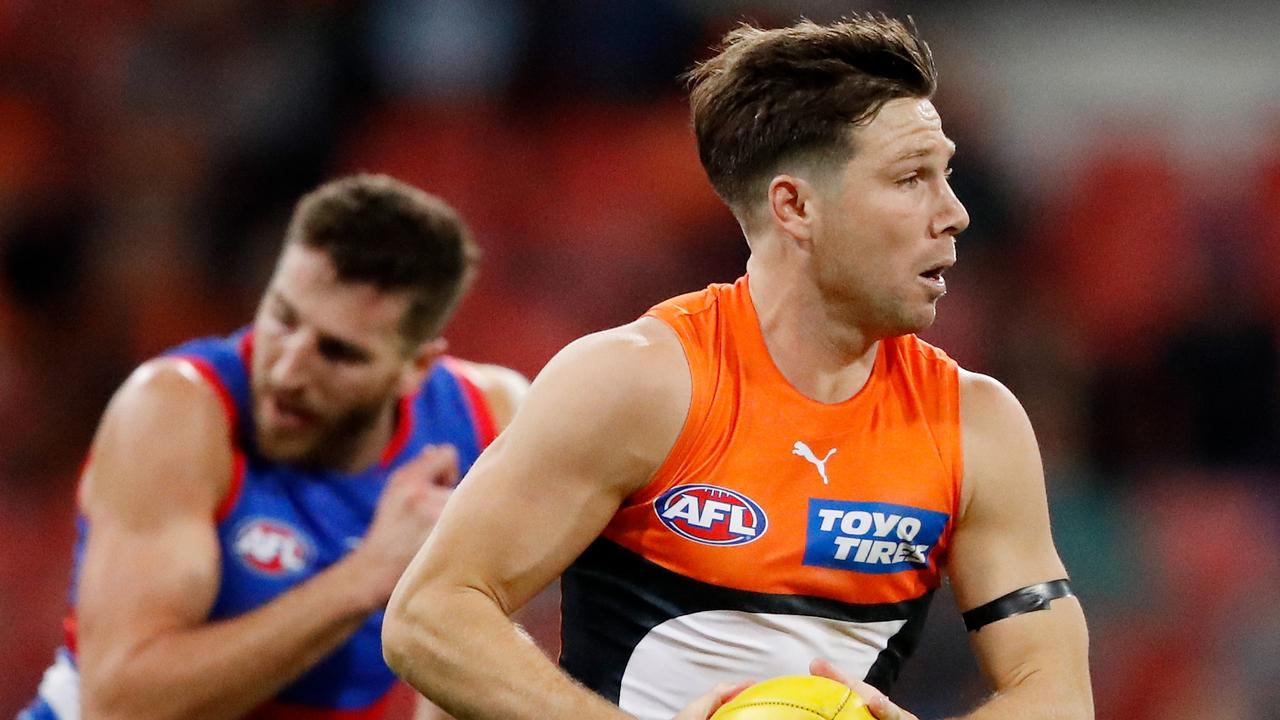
[672,680,753,720]
[354,444,459,604]
[810,659,919,720]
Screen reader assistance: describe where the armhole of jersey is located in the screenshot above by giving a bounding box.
[63,610,79,655]
[628,313,712,505]
[215,453,247,523]
[900,339,965,568]
[378,394,415,466]
[442,358,499,450]
[946,363,965,524]
[921,348,964,559]
[174,355,246,522]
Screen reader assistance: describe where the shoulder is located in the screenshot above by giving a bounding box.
[104,357,236,437]
[488,318,691,493]
[958,369,1026,425]
[79,358,234,523]
[545,316,689,397]
[957,369,1040,517]
[443,360,530,432]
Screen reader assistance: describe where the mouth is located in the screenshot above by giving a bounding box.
[263,394,318,431]
[917,261,953,294]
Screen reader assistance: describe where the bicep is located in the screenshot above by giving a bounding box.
[77,503,223,662]
[75,361,232,668]
[948,372,1086,691]
[948,371,1065,611]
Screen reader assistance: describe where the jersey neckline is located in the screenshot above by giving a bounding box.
[735,274,887,411]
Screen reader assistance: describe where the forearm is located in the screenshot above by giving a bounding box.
[384,585,632,720]
[84,556,380,720]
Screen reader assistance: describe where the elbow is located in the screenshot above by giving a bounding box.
[81,669,151,720]
[382,583,449,684]
[380,605,415,678]
[1008,668,1094,720]
[80,651,203,720]
[81,658,131,720]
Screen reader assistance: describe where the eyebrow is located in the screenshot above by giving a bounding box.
[892,140,958,163]
[270,291,374,360]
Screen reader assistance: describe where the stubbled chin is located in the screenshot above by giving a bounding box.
[889,305,937,337]
[253,425,318,464]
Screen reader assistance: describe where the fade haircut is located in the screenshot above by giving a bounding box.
[285,173,480,345]
[687,15,937,218]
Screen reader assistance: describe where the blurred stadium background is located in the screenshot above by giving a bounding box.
[3,1,1279,717]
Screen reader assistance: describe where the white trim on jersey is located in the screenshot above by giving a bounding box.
[617,610,907,720]
[36,650,80,720]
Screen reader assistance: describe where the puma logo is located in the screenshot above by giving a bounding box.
[792,441,837,485]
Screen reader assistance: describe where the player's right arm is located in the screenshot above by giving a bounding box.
[76,359,451,720]
[384,318,730,720]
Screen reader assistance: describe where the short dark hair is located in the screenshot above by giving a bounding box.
[687,15,937,215]
[286,173,480,343]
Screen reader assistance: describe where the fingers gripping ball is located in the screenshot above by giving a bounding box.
[710,676,875,720]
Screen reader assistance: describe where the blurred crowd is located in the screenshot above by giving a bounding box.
[2,1,1278,718]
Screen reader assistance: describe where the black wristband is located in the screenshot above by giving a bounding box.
[962,579,1075,632]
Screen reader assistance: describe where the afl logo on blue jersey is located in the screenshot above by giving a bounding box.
[654,484,767,546]
[232,518,313,576]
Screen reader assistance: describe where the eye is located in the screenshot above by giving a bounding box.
[898,173,921,188]
[270,297,298,329]
[317,337,371,364]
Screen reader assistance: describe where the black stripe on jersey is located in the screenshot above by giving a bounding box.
[864,596,932,691]
[559,537,934,703]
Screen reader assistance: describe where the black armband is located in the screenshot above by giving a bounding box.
[962,579,1075,632]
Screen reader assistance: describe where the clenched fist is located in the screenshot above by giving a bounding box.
[351,444,460,606]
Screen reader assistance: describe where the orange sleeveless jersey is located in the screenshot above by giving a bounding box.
[559,276,964,720]
[608,277,963,600]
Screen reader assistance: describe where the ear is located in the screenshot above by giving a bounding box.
[766,174,820,247]
[399,337,448,396]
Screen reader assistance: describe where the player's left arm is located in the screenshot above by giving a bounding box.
[450,360,530,432]
[817,370,1092,720]
[944,369,1092,719]
[814,368,1095,717]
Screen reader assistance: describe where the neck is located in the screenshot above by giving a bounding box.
[348,406,399,473]
[745,252,880,405]
[311,400,400,474]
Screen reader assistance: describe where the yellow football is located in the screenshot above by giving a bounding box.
[710,675,876,720]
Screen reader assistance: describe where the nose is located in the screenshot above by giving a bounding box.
[933,180,970,238]
[269,332,314,391]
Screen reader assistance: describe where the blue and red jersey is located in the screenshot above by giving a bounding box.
[24,328,496,720]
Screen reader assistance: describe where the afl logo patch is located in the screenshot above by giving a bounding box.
[654,484,767,546]
[232,518,313,576]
